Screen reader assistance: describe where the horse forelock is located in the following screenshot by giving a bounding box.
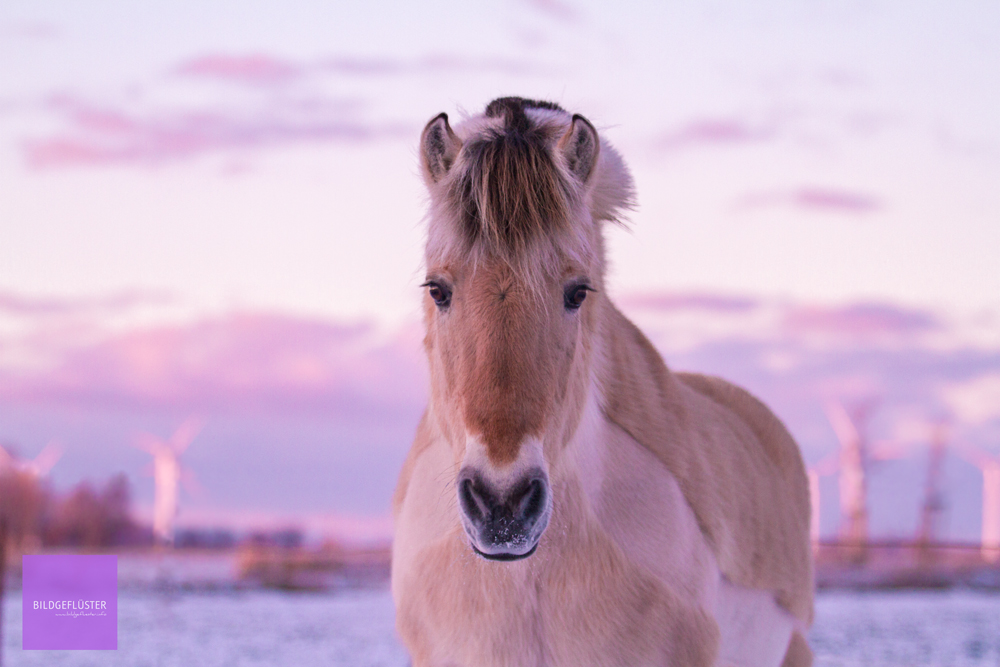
[432,98,588,273]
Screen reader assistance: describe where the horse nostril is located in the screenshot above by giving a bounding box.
[513,478,546,523]
[459,477,490,524]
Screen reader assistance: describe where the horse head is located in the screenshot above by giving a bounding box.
[418,97,633,560]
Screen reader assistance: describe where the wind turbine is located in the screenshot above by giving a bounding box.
[0,441,63,478]
[133,418,204,546]
[953,443,1000,563]
[824,400,871,546]
[823,399,906,554]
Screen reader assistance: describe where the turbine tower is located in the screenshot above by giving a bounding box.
[134,418,203,546]
[955,444,1000,563]
[824,400,871,546]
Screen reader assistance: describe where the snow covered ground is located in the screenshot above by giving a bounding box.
[2,587,999,666]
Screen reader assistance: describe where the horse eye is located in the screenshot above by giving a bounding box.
[564,284,592,311]
[422,281,452,309]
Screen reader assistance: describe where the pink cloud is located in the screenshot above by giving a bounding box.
[0,21,59,39]
[518,0,579,23]
[620,290,943,350]
[736,187,881,214]
[620,292,759,313]
[783,303,938,337]
[318,54,548,77]
[24,96,411,167]
[793,188,880,212]
[0,290,174,317]
[1,313,426,418]
[654,117,778,152]
[174,54,301,84]
[172,52,548,83]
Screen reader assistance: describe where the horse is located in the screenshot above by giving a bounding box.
[392,97,814,667]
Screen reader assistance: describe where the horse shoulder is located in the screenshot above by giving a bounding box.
[597,304,813,626]
[574,397,720,608]
[580,403,802,667]
[674,372,814,625]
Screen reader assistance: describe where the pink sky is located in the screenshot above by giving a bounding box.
[1,0,998,541]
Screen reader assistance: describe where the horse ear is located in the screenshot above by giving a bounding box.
[558,114,600,184]
[420,112,462,184]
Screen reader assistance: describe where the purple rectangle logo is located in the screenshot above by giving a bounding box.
[21,554,118,650]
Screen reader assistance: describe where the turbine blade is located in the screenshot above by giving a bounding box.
[30,441,63,476]
[170,416,205,453]
[0,444,13,469]
[824,400,859,449]
[132,432,164,455]
[953,442,991,468]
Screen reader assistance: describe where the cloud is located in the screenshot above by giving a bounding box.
[620,292,759,313]
[783,303,937,337]
[22,50,555,168]
[518,0,579,23]
[3,289,998,538]
[1,312,427,420]
[24,95,411,167]
[736,187,881,214]
[940,373,1000,425]
[174,54,302,85]
[622,291,999,434]
[0,21,59,40]
[619,291,941,352]
[172,52,550,85]
[653,117,778,152]
[0,290,174,318]
[319,54,548,77]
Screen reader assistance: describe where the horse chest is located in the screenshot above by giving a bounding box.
[400,531,715,667]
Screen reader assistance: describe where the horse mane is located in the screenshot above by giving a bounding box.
[425,97,635,267]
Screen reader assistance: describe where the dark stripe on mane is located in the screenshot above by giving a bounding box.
[449,97,574,258]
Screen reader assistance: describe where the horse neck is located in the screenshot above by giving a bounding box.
[551,299,673,500]
[594,299,680,430]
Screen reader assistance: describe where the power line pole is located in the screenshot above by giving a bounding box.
[917,423,948,565]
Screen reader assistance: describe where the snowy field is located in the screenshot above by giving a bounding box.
[2,587,999,666]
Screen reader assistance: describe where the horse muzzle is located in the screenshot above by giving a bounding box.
[457,467,551,561]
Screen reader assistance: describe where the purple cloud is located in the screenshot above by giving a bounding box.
[174,54,302,85]
[783,303,938,337]
[1,312,427,419]
[3,290,998,540]
[518,0,579,23]
[736,187,881,214]
[654,117,778,152]
[0,290,174,317]
[793,188,881,212]
[24,95,411,167]
[318,53,548,77]
[172,52,549,83]
[0,21,59,40]
[620,292,759,313]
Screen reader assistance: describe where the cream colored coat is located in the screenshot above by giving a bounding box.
[393,98,813,667]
